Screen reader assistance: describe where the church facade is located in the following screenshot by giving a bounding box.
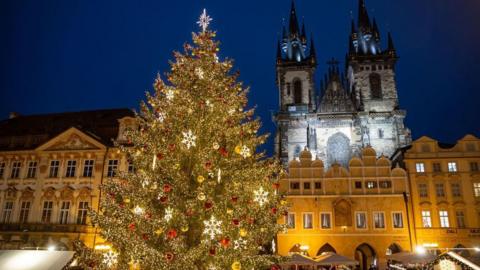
[274,0,412,168]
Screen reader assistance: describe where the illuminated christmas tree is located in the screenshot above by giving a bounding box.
[82,9,287,270]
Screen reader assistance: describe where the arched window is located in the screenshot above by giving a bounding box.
[369,73,382,99]
[293,79,303,104]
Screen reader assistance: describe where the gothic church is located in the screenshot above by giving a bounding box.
[274,0,412,167]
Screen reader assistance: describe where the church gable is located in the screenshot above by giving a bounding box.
[36,127,106,151]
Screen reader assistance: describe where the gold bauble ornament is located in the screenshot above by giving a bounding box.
[123,198,130,203]
[234,145,242,154]
[213,142,220,150]
[280,200,288,206]
[226,208,233,215]
[173,163,180,170]
[231,261,241,270]
[197,175,205,184]
[239,228,247,237]
[197,192,206,201]
[181,225,189,232]
[155,228,164,235]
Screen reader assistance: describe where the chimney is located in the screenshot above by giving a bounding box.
[9,112,20,119]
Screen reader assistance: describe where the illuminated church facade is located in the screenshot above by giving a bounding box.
[274,0,412,167]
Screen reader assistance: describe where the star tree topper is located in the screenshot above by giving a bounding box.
[197,8,212,32]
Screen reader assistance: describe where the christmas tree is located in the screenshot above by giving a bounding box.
[82,9,287,270]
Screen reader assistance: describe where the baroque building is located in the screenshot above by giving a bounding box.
[0,109,135,250]
[392,135,480,256]
[277,147,412,270]
[274,0,411,167]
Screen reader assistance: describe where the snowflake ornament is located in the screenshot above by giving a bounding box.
[195,67,204,79]
[203,215,222,240]
[164,206,173,222]
[197,8,212,32]
[233,238,247,250]
[157,112,165,123]
[103,251,118,268]
[181,130,196,149]
[239,145,251,158]
[253,187,269,207]
[133,205,144,215]
[165,89,175,101]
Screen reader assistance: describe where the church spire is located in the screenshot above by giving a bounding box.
[358,0,371,31]
[372,18,380,40]
[387,32,396,57]
[300,19,307,44]
[289,0,300,38]
[310,37,316,61]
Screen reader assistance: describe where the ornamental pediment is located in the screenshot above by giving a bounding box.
[36,127,106,151]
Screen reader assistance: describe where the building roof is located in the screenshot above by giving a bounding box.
[0,108,134,151]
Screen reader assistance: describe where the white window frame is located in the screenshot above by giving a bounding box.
[439,210,450,228]
[355,211,368,230]
[59,201,71,225]
[448,162,457,173]
[421,210,432,228]
[10,161,21,179]
[83,159,94,177]
[65,160,77,178]
[107,159,119,177]
[455,210,466,229]
[451,183,461,197]
[0,162,5,179]
[418,183,429,197]
[416,163,425,173]
[49,160,60,178]
[41,201,54,223]
[77,201,89,225]
[2,201,14,223]
[435,183,445,197]
[26,161,37,178]
[373,211,386,229]
[302,212,313,229]
[19,201,31,223]
[392,212,404,229]
[286,212,296,229]
[474,183,480,197]
[319,212,332,229]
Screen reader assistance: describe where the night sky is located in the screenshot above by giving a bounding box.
[1,0,479,155]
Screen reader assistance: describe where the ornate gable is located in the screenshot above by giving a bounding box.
[36,127,106,151]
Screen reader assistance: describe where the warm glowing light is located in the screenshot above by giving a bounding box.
[474,247,480,252]
[133,205,144,215]
[300,245,309,251]
[94,244,111,250]
[415,246,426,254]
[423,243,438,248]
[47,246,55,251]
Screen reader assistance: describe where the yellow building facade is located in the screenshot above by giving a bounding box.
[278,147,412,270]
[0,109,135,250]
[396,134,480,255]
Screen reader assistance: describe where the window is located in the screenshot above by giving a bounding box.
[77,202,89,225]
[451,183,461,197]
[107,159,119,177]
[19,201,31,223]
[366,181,377,189]
[10,161,21,179]
[65,160,77,177]
[293,79,302,104]
[303,213,313,229]
[378,129,384,139]
[422,211,432,227]
[59,201,70,224]
[379,180,392,188]
[0,162,5,178]
[314,182,322,189]
[392,212,404,228]
[41,201,53,223]
[26,161,37,178]
[49,160,60,178]
[83,159,94,177]
[418,183,428,197]
[416,163,425,173]
[435,183,445,197]
[2,201,14,223]
[286,213,295,229]
[373,212,385,229]
[474,183,480,197]
[356,212,367,229]
[320,213,331,229]
[433,163,442,173]
[290,182,300,190]
[303,182,311,190]
[448,162,457,173]
[369,73,382,99]
[128,161,135,173]
[471,162,479,172]
[439,210,449,228]
[456,211,465,229]
[355,181,362,189]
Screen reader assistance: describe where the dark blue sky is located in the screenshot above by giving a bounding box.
[1,0,479,155]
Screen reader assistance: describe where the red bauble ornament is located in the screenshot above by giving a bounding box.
[185,208,194,217]
[219,147,228,157]
[145,212,152,219]
[204,201,213,210]
[156,153,163,160]
[209,247,216,256]
[159,196,168,204]
[220,237,230,248]
[271,265,281,270]
[119,203,125,209]
[167,229,177,239]
[165,252,174,262]
[163,184,172,193]
[248,217,255,224]
[128,223,136,231]
[272,183,280,189]
[142,234,149,241]
[168,144,176,151]
[204,161,212,170]
[231,196,238,203]
[271,208,277,214]
[232,218,240,226]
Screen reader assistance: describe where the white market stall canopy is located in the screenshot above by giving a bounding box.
[0,250,75,270]
[315,252,359,266]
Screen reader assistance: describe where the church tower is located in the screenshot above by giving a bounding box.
[347,0,411,155]
[274,1,316,164]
